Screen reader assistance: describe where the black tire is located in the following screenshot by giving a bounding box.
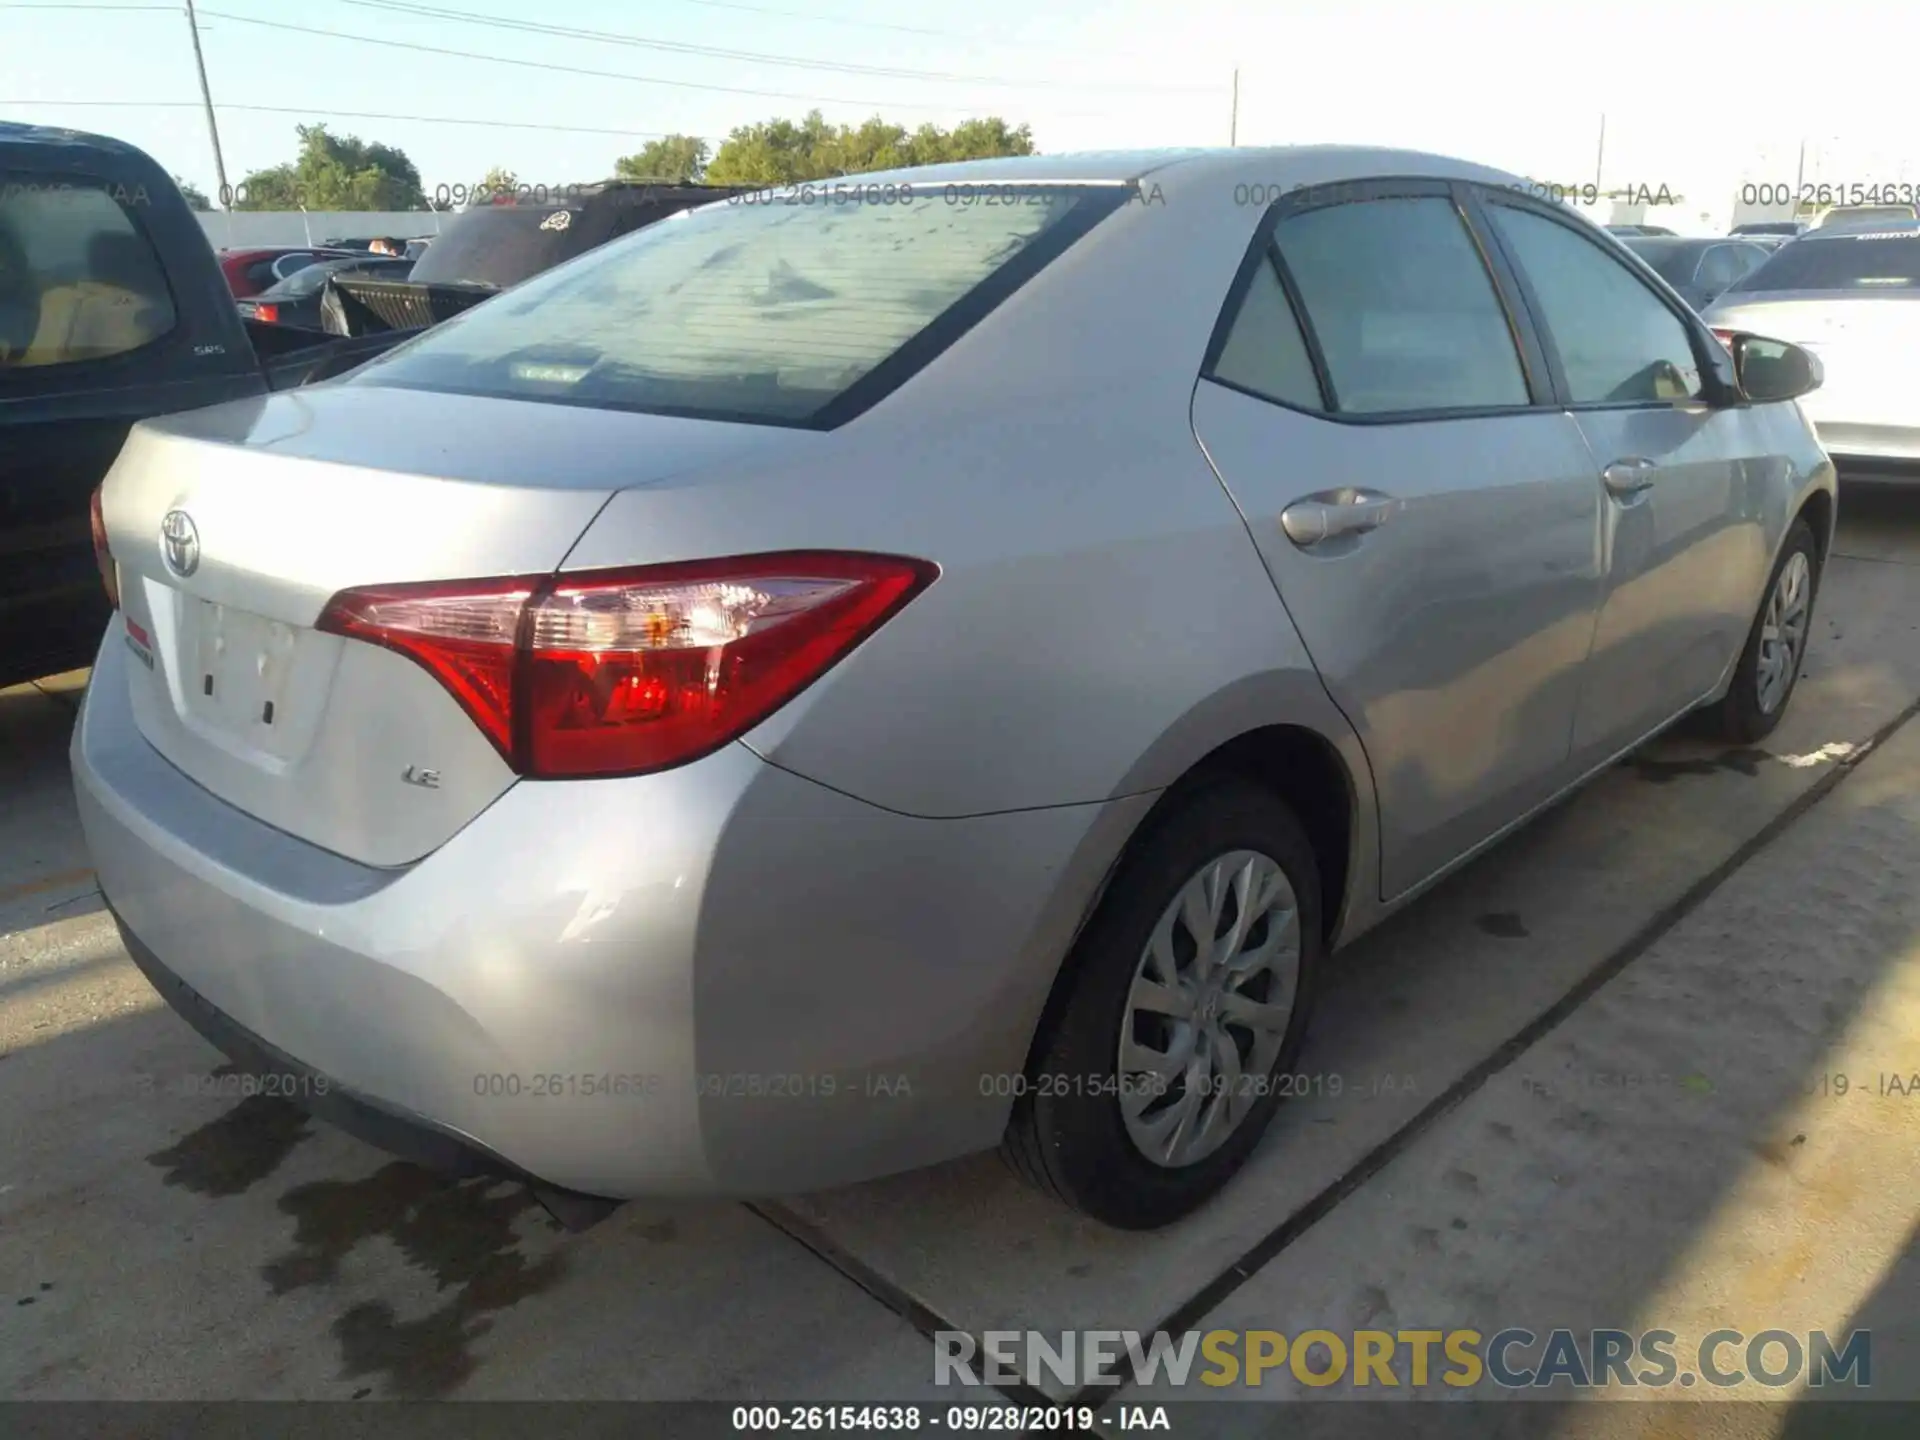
[1701,517,1820,744]
[1001,778,1324,1230]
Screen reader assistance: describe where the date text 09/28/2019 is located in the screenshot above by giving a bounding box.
[731,1405,1099,1432]
[466,1072,916,1099]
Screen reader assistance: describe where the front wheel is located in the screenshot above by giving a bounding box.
[1001,780,1323,1230]
[1701,517,1820,744]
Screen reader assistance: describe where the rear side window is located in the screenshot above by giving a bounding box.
[1266,197,1530,415]
[1730,235,1920,292]
[355,184,1127,426]
[1487,204,1704,404]
[0,176,177,368]
[1209,253,1323,409]
[1694,244,1751,292]
[1626,242,1703,289]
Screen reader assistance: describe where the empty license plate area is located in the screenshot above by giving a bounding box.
[183,598,301,740]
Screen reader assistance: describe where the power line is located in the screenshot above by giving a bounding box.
[573,0,1171,59]
[0,98,728,141]
[0,0,1177,64]
[193,9,1132,116]
[340,0,1218,94]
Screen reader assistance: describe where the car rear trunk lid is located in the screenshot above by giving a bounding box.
[95,384,794,866]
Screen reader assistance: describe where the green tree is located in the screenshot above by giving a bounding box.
[171,175,212,211]
[613,135,711,183]
[231,124,427,211]
[703,111,1032,185]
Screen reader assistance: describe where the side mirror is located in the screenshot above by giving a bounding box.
[1723,332,1823,403]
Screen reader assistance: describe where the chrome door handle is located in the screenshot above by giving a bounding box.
[1602,458,1659,498]
[1280,489,1398,547]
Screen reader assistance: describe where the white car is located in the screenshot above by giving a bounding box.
[1707,227,1920,471]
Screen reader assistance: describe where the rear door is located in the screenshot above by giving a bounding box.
[1191,179,1606,899]
[1472,191,1774,768]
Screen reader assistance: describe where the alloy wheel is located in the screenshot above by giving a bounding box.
[1117,849,1302,1169]
[1756,550,1812,715]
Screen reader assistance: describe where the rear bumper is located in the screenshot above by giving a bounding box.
[73,635,1147,1198]
[112,906,538,1184]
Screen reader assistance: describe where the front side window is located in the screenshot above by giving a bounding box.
[355,183,1124,424]
[0,175,177,368]
[1268,196,1530,415]
[1487,203,1704,404]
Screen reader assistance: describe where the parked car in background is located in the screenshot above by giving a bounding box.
[217,245,358,299]
[320,181,754,337]
[0,122,420,689]
[237,255,414,331]
[1621,236,1774,310]
[1817,204,1919,230]
[1606,223,1678,237]
[1707,226,1920,473]
[1732,221,1808,239]
[77,147,1834,1233]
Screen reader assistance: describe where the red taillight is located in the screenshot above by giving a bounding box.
[316,552,938,779]
[90,485,119,609]
[1711,327,1739,355]
[253,303,280,325]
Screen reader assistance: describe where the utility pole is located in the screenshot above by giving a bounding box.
[1594,113,1606,194]
[183,0,232,210]
[1229,69,1239,146]
[1793,137,1807,217]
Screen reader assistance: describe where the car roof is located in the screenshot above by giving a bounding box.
[1800,223,1920,240]
[0,119,150,158]
[1624,236,1726,251]
[786,144,1533,191]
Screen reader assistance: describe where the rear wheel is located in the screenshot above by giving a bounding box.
[1701,518,1819,744]
[1002,780,1323,1230]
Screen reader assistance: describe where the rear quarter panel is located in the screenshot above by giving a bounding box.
[560,177,1367,824]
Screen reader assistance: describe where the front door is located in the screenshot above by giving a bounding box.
[1474,195,1775,766]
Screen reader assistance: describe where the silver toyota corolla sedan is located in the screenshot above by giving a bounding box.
[1706,227,1920,472]
[76,147,1835,1231]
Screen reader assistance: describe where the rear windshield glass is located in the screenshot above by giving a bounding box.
[405,206,611,288]
[350,183,1128,426]
[267,257,411,298]
[1819,206,1918,229]
[1729,235,1920,292]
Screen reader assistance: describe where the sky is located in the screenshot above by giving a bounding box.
[0,0,1913,215]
